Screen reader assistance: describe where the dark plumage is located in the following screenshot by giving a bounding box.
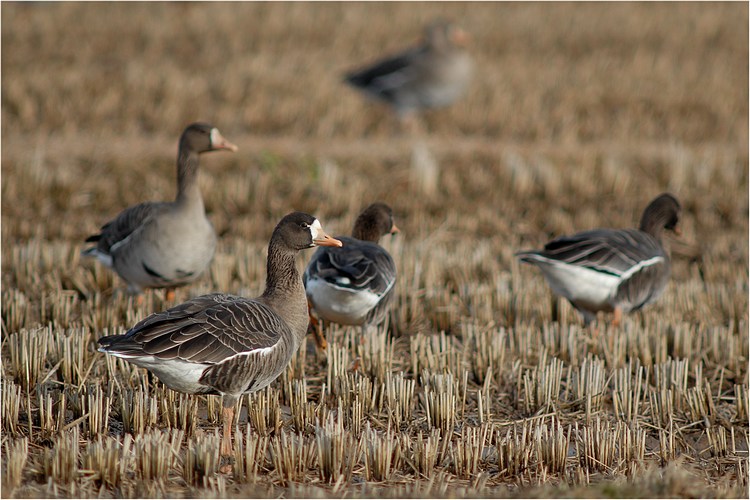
[304,203,399,346]
[517,193,682,326]
[98,212,342,466]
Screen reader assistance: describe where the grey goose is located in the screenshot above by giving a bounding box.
[82,122,237,300]
[98,212,342,467]
[516,193,682,326]
[345,20,473,119]
[304,203,399,347]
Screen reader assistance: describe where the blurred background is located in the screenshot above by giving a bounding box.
[2,1,747,291]
[2,2,747,141]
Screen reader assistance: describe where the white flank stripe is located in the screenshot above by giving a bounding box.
[618,256,664,281]
[220,345,276,363]
[109,230,135,255]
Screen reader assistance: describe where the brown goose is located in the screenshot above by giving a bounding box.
[304,203,399,347]
[516,193,682,326]
[82,123,237,300]
[98,212,342,465]
[345,19,473,119]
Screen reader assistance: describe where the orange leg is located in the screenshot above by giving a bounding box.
[219,404,235,473]
[612,307,623,328]
[307,302,327,350]
[313,320,327,351]
[165,288,176,302]
[589,322,600,340]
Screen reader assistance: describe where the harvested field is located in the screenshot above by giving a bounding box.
[1,2,748,498]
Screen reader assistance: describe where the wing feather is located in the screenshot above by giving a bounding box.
[304,237,397,297]
[533,229,665,277]
[98,293,289,364]
[345,48,424,97]
[86,202,169,255]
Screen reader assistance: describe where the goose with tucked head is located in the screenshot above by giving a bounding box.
[82,122,237,300]
[517,193,682,326]
[98,212,342,469]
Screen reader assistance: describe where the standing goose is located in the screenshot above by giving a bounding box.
[82,122,237,300]
[304,203,399,347]
[345,19,473,120]
[98,212,342,467]
[516,193,682,326]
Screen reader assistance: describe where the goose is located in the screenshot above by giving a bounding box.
[304,203,399,347]
[98,212,342,468]
[82,122,237,300]
[345,19,473,120]
[516,193,682,326]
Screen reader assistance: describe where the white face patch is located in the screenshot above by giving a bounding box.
[309,219,323,242]
[210,128,221,148]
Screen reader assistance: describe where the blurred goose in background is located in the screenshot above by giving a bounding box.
[346,20,473,198]
[516,193,682,326]
[345,19,473,123]
[98,212,342,470]
[304,203,399,348]
[82,123,237,301]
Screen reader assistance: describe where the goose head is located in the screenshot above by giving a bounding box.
[352,202,400,242]
[274,212,343,251]
[180,122,238,154]
[639,193,682,238]
[425,19,470,50]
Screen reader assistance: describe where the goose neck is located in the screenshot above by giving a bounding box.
[261,240,308,339]
[175,149,204,210]
[639,210,667,242]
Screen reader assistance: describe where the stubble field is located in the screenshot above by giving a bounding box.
[1,2,748,498]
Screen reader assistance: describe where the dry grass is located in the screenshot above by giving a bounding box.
[1,2,748,498]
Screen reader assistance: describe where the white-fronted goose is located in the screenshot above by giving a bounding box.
[345,20,473,119]
[82,122,237,299]
[516,193,682,326]
[98,212,342,466]
[304,203,399,346]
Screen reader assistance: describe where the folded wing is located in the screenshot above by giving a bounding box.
[98,293,288,364]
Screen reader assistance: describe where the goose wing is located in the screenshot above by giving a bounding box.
[98,293,289,364]
[533,229,665,277]
[345,47,426,98]
[85,201,169,254]
[305,237,397,297]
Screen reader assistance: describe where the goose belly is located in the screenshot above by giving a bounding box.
[306,278,380,326]
[114,217,216,288]
[534,260,620,310]
[109,354,212,394]
[417,56,473,107]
